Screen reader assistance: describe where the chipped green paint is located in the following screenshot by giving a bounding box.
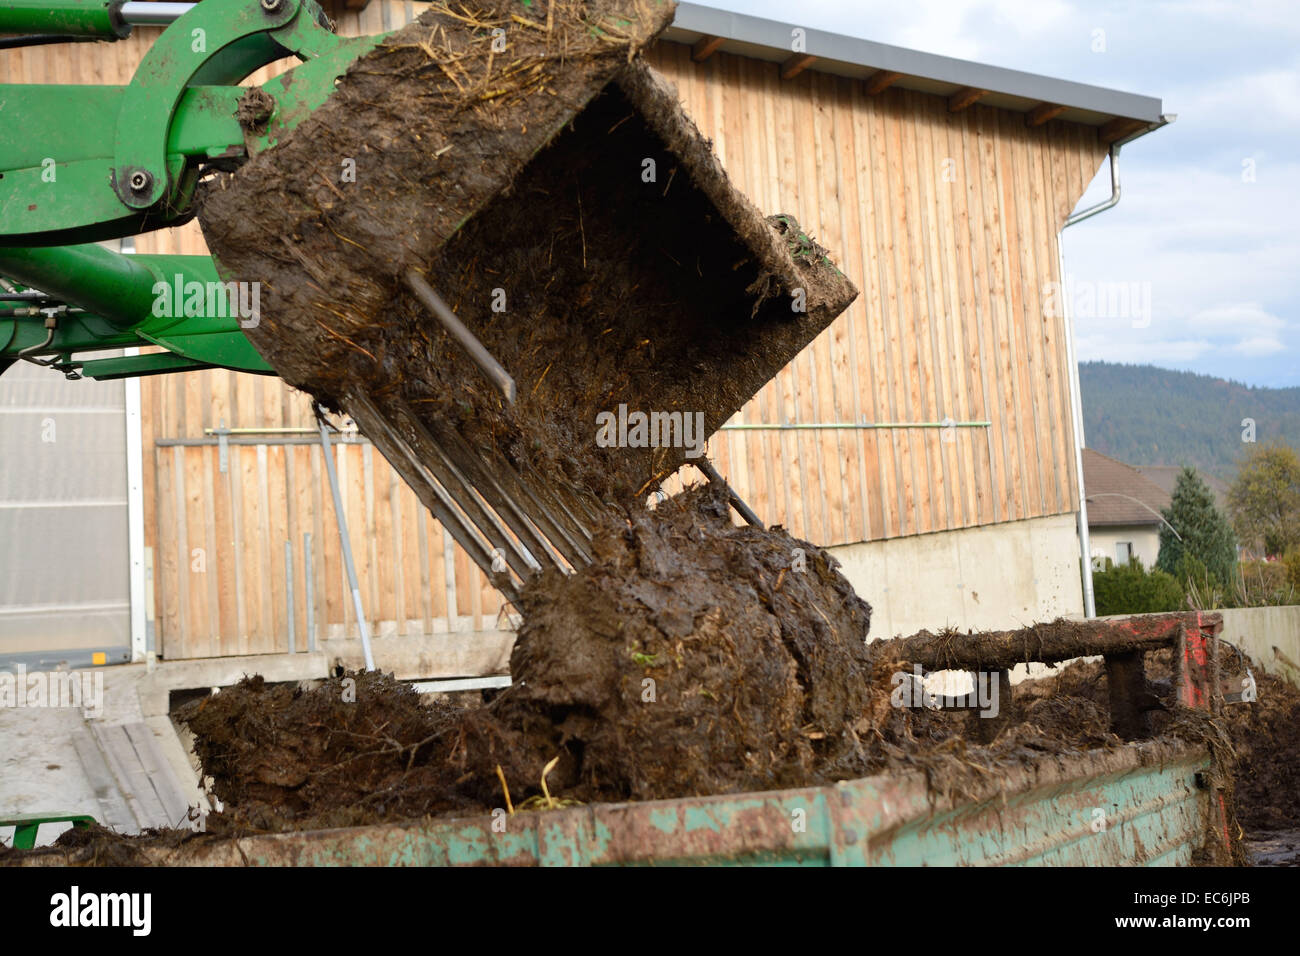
[647,807,679,834]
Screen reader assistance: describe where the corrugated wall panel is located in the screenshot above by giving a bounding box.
[0,361,130,659]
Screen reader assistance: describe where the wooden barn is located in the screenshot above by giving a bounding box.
[0,1,1169,671]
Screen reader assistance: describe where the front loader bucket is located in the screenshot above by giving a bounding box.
[199,0,858,599]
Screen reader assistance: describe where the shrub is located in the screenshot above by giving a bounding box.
[1231,559,1299,608]
[1093,557,1185,616]
[1284,550,1300,592]
[1177,554,1226,610]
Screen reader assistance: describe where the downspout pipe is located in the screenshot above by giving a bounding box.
[1058,115,1175,618]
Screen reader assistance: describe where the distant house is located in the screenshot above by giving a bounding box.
[1082,449,1172,569]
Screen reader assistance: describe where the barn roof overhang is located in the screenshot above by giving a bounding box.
[667,3,1172,144]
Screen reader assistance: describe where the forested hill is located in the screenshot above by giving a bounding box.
[1079,361,1300,480]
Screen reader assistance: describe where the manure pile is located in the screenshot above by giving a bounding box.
[182,0,890,833]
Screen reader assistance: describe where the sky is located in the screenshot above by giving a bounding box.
[694,0,1300,388]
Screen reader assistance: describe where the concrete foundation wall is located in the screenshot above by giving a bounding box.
[830,513,1085,641]
[1219,605,1300,687]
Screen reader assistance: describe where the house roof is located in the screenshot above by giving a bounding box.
[1082,449,1172,527]
[667,3,1171,143]
[1137,465,1230,514]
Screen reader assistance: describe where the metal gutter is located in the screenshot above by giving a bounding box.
[669,2,1165,126]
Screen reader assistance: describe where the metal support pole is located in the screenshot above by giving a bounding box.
[284,540,296,654]
[696,458,764,529]
[303,532,316,652]
[1058,144,1121,619]
[317,408,375,671]
[1060,233,1096,618]
[403,268,516,404]
[125,345,147,661]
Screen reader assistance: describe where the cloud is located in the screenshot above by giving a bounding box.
[1188,304,1285,334]
[1169,69,1300,137]
[1232,336,1286,356]
[1076,336,1213,363]
[1153,0,1300,32]
[1063,163,1298,380]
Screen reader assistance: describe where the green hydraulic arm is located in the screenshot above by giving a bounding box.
[0,0,387,380]
[0,244,272,379]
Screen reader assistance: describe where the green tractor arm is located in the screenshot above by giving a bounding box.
[0,0,385,380]
[0,243,272,380]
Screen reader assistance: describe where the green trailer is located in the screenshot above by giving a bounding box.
[9,738,1215,866]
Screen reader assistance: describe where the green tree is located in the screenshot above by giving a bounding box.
[1156,466,1237,588]
[1093,557,1184,616]
[1227,442,1300,557]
